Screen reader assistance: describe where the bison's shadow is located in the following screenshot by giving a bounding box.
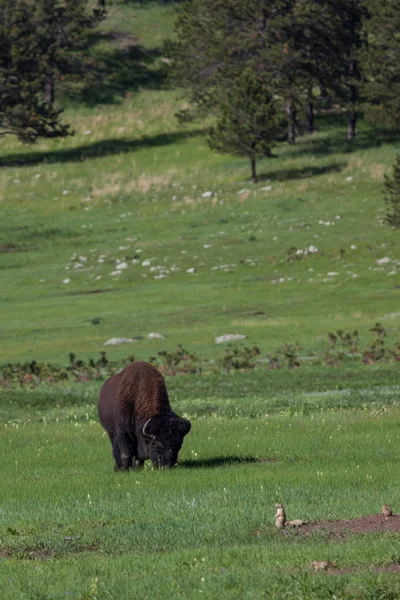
[180,456,273,469]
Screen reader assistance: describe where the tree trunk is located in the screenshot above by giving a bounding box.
[285,99,296,144]
[97,0,105,6]
[347,108,357,140]
[319,81,328,98]
[44,78,55,105]
[250,157,257,183]
[306,86,314,134]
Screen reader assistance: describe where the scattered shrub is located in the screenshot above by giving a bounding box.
[383,153,400,228]
[217,344,260,373]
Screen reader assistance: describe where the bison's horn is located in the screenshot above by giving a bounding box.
[142,418,155,440]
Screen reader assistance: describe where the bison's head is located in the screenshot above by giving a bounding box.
[140,415,191,468]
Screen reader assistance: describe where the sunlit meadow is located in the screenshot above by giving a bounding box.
[1,1,400,598]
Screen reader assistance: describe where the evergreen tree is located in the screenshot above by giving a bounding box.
[0,0,70,142]
[171,0,300,140]
[0,0,104,142]
[322,0,368,140]
[208,71,283,183]
[34,0,105,105]
[383,154,400,228]
[363,0,400,124]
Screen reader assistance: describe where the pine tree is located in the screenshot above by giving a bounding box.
[0,0,70,142]
[362,0,400,124]
[171,0,300,140]
[383,154,400,228]
[34,0,105,105]
[322,0,368,140]
[208,71,283,183]
[0,0,104,142]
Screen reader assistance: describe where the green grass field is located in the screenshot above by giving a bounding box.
[1,1,400,598]
[1,370,400,599]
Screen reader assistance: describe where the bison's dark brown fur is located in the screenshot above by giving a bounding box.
[98,361,191,470]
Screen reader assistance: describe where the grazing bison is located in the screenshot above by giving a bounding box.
[98,361,191,470]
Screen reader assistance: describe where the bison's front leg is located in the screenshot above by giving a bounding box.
[114,429,134,471]
[112,438,131,471]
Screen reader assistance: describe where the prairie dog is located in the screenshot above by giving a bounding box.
[275,502,286,529]
[285,519,305,528]
[312,560,331,572]
[382,504,393,519]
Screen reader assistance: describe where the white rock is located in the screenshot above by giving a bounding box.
[345,176,353,182]
[215,334,247,344]
[73,263,84,269]
[147,332,165,339]
[376,257,391,265]
[104,338,136,346]
[327,272,339,276]
[202,191,214,198]
[203,244,212,249]
[132,259,139,265]
[238,189,249,195]
[62,190,69,195]
[261,186,272,191]
[98,258,104,263]
[109,270,121,276]
[116,262,128,270]
[78,256,87,262]
[186,268,196,273]
[63,278,71,284]
[154,274,167,279]
[350,245,357,250]
[142,259,151,267]
[33,174,41,180]
[84,130,92,135]
[308,245,318,253]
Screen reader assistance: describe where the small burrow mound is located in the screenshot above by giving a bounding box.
[302,514,400,538]
[317,563,400,575]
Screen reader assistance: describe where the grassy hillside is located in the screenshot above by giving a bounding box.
[1,2,400,365]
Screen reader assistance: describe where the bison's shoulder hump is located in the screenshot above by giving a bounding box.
[116,361,170,418]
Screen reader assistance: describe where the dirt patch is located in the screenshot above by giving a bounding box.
[319,564,400,575]
[0,544,99,560]
[302,514,400,538]
[65,288,121,296]
[0,243,26,253]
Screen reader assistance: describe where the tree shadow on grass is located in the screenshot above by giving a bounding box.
[122,0,186,4]
[70,43,167,106]
[0,129,203,168]
[180,456,274,469]
[259,161,346,183]
[288,114,400,158]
